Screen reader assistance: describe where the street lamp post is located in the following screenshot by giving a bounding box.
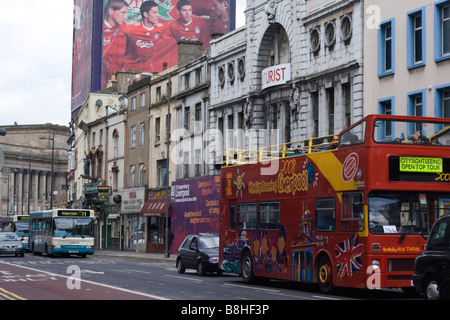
[39,132,54,209]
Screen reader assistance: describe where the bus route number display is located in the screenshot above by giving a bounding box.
[399,157,443,173]
[57,210,90,217]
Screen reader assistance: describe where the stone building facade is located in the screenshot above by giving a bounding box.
[0,124,69,216]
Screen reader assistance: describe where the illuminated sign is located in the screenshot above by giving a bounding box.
[399,157,443,173]
[57,210,91,217]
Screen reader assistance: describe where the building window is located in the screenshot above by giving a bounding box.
[184,72,190,89]
[155,118,161,142]
[342,83,351,129]
[237,58,245,81]
[310,27,321,55]
[130,165,135,187]
[184,107,190,132]
[131,125,136,148]
[195,67,202,84]
[324,21,336,49]
[218,66,225,88]
[157,159,168,186]
[131,97,136,111]
[435,1,450,61]
[340,14,352,44]
[326,88,335,134]
[407,8,425,69]
[408,90,426,135]
[140,92,146,107]
[378,97,395,140]
[378,19,395,77]
[435,85,450,129]
[139,163,145,186]
[139,122,145,146]
[311,91,319,137]
[156,86,162,101]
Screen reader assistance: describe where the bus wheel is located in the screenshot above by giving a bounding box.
[241,252,255,284]
[318,256,334,294]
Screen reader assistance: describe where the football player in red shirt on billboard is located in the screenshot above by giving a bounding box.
[166,0,212,50]
[103,0,129,87]
[211,0,229,35]
[122,1,170,73]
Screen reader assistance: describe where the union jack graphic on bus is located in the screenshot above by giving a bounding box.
[335,234,364,279]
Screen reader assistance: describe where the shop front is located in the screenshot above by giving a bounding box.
[140,188,171,253]
[121,187,146,252]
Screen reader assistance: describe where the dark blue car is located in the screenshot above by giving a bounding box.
[413,215,450,300]
[176,234,221,276]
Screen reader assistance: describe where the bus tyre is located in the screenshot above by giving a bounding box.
[241,252,255,284]
[318,255,334,294]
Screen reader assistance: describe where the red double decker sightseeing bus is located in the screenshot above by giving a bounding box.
[219,114,450,294]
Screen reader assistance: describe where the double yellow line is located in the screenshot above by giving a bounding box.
[0,287,27,300]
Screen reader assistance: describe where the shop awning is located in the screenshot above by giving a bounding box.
[139,198,171,217]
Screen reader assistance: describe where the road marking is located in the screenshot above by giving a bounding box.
[80,270,105,275]
[165,274,203,283]
[0,287,27,300]
[0,261,168,300]
[222,282,280,293]
[123,268,151,274]
[312,295,341,300]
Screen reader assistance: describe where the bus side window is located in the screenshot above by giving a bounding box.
[316,198,336,231]
[237,203,257,230]
[342,193,365,232]
[230,204,236,230]
[259,201,280,230]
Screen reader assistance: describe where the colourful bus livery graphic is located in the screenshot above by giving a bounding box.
[220,114,450,294]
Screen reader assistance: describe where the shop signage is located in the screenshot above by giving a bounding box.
[121,187,145,213]
[261,63,291,90]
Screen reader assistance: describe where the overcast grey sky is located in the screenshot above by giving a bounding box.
[0,1,246,127]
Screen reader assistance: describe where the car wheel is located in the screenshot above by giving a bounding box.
[424,277,440,300]
[177,258,186,274]
[241,252,255,284]
[197,261,206,276]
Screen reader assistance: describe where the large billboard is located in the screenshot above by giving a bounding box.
[72,0,235,113]
[72,0,94,112]
[102,0,236,88]
[171,176,220,254]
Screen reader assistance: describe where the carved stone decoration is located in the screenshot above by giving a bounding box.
[289,84,300,120]
[244,97,254,127]
[264,0,277,23]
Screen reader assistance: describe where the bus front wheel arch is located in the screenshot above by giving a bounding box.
[317,254,335,294]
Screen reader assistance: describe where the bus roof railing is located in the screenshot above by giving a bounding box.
[224,133,338,166]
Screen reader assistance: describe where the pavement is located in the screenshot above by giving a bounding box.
[94,249,177,264]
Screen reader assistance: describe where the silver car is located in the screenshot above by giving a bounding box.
[0,232,25,257]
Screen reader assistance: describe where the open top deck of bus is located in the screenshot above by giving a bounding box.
[224,114,450,166]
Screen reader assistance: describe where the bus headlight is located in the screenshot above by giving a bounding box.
[371,260,380,270]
